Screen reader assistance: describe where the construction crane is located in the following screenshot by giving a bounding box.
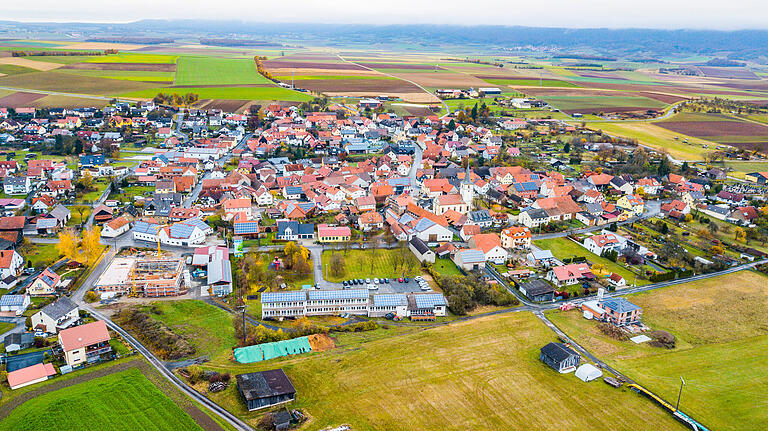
[157,240,162,258]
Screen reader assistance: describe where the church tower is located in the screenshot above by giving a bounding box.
[461,164,474,206]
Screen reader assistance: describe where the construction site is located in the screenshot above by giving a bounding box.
[95,252,188,298]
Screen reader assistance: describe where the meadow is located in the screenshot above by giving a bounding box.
[321,248,421,282]
[587,121,714,160]
[547,270,768,431]
[0,368,203,431]
[201,312,683,430]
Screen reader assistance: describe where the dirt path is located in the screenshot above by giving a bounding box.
[0,357,225,431]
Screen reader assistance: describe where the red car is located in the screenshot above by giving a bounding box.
[398,278,404,283]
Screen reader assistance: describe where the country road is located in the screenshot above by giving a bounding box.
[336,54,451,118]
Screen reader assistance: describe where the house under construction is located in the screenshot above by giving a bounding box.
[95,257,186,297]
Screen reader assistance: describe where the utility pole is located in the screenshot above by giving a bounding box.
[675,377,685,411]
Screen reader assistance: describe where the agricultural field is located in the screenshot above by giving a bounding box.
[174,56,271,86]
[321,248,422,282]
[656,112,768,151]
[539,95,666,114]
[0,70,157,95]
[547,270,768,431]
[481,77,580,88]
[722,160,768,178]
[587,121,715,160]
[121,86,313,103]
[202,312,683,430]
[0,367,204,431]
[533,237,648,286]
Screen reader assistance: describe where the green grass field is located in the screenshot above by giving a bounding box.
[0,368,203,431]
[321,248,421,282]
[534,237,648,285]
[175,56,272,86]
[202,312,683,430]
[723,161,768,178]
[587,121,713,160]
[547,271,768,431]
[24,242,61,267]
[61,69,176,82]
[0,64,36,76]
[141,300,235,363]
[122,85,313,102]
[432,258,462,276]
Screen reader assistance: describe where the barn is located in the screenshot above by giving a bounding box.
[540,342,580,373]
[236,369,296,411]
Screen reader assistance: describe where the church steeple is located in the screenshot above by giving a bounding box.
[461,163,474,206]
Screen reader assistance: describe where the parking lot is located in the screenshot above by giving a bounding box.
[320,277,432,294]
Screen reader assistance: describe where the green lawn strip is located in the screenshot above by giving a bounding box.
[320,248,421,282]
[0,367,203,431]
[431,258,462,277]
[197,312,683,430]
[534,237,647,285]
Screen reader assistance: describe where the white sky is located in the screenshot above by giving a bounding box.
[2,0,766,30]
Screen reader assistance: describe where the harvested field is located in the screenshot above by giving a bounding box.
[0,71,157,95]
[540,95,666,113]
[325,91,439,103]
[657,119,768,137]
[293,78,420,93]
[359,63,444,70]
[696,66,759,80]
[0,57,63,71]
[58,42,147,50]
[636,91,688,104]
[575,71,627,79]
[29,95,109,108]
[198,99,248,112]
[63,62,176,72]
[573,80,752,97]
[404,106,436,116]
[392,72,489,88]
[0,92,46,107]
[263,60,365,71]
[712,80,768,91]
[267,67,381,77]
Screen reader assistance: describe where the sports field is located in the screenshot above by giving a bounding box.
[174,56,272,86]
[205,312,682,430]
[547,271,768,431]
[0,368,203,431]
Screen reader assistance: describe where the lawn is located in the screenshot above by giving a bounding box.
[321,248,421,282]
[110,185,154,202]
[23,242,61,267]
[201,312,683,430]
[431,258,462,277]
[0,368,203,431]
[723,161,768,179]
[121,85,313,102]
[175,56,272,86]
[141,300,235,363]
[0,321,14,335]
[587,121,713,161]
[547,270,768,431]
[534,237,647,285]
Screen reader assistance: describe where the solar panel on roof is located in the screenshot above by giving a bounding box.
[414,293,447,308]
[372,294,407,307]
[261,291,306,303]
[308,289,368,300]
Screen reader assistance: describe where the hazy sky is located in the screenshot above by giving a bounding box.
[2,0,766,30]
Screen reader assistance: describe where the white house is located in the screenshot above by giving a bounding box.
[0,294,30,315]
[101,216,131,238]
[0,250,24,289]
[583,233,620,255]
[468,233,508,264]
[31,296,79,334]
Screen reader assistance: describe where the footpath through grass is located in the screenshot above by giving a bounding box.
[0,367,203,431]
[548,270,768,431]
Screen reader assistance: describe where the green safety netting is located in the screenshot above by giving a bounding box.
[234,336,313,363]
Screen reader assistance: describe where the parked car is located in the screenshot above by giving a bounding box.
[403,277,410,283]
[383,278,390,283]
[398,278,404,283]
[373,278,379,284]
[342,280,348,286]
[384,312,395,320]
[365,278,371,284]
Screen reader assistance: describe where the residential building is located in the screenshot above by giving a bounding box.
[276,221,314,241]
[500,226,532,249]
[409,236,435,263]
[583,233,620,255]
[0,293,30,315]
[518,279,555,302]
[452,248,486,271]
[601,298,642,326]
[58,320,112,367]
[31,296,79,334]
[27,268,61,296]
[317,224,351,243]
[546,263,594,287]
[3,177,31,195]
[468,233,508,264]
